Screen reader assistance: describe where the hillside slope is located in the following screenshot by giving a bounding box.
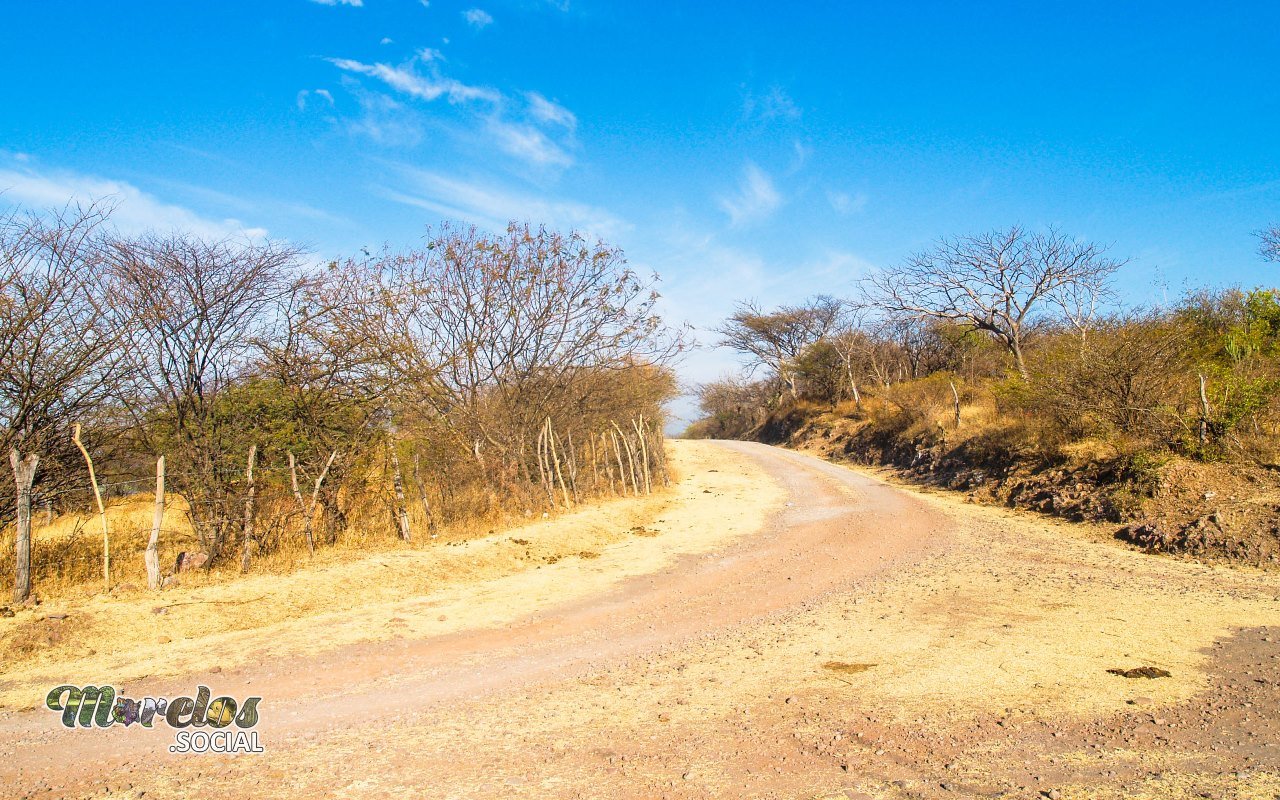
[750,401,1280,567]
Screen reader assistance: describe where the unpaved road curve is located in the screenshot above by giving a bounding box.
[0,442,946,798]
[3,440,1279,800]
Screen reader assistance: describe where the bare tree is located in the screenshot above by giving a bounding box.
[1261,224,1280,263]
[867,227,1123,379]
[0,203,128,469]
[107,232,307,561]
[338,223,684,485]
[715,295,842,398]
[0,203,129,600]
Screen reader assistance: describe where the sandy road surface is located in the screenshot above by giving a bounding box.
[1,440,1278,799]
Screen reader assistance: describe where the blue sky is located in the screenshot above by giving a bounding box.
[2,1,1278,426]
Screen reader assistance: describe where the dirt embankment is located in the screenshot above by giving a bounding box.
[755,405,1280,567]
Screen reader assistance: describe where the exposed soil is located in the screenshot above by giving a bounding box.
[0,440,1276,799]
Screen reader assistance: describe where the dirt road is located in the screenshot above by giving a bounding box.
[1,440,1278,799]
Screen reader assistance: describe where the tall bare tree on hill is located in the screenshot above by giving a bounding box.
[867,227,1122,379]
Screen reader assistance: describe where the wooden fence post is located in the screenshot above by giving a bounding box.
[1198,372,1211,446]
[146,455,165,590]
[612,422,640,495]
[949,380,962,429]
[240,444,257,572]
[389,447,412,542]
[72,424,109,590]
[10,449,38,603]
[632,416,652,495]
[609,428,629,495]
[547,418,572,509]
[566,430,580,504]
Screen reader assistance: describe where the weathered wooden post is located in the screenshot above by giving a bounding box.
[10,449,38,603]
[389,447,412,542]
[546,418,572,509]
[146,455,165,590]
[1198,373,1211,446]
[632,416,652,495]
[240,445,257,572]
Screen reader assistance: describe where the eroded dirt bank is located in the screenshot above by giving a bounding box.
[1,440,1277,800]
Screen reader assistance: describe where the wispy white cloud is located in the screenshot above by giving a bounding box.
[340,88,424,147]
[0,160,268,240]
[463,8,494,28]
[326,52,580,171]
[296,88,335,111]
[717,162,782,226]
[827,189,868,215]
[380,166,626,242]
[328,57,500,104]
[789,140,812,173]
[380,37,394,45]
[742,86,801,122]
[525,92,576,130]
[485,119,573,168]
[310,0,363,7]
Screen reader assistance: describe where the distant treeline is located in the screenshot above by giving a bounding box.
[0,202,683,600]
[689,225,1280,465]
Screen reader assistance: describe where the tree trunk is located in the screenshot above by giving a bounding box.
[146,456,165,590]
[289,450,335,554]
[949,380,962,429]
[313,452,340,545]
[240,444,257,572]
[287,451,313,554]
[535,423,554,506]
[10,449,38,604]
[72,424,110,590]
[412,454,437,535]
[389,447,412,542]
[1010,338,1029,381]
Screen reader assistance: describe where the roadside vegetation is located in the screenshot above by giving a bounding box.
[688,224,1280,564]
[0,202,683,604]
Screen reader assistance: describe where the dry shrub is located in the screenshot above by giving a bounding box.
[880,372,963,432]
